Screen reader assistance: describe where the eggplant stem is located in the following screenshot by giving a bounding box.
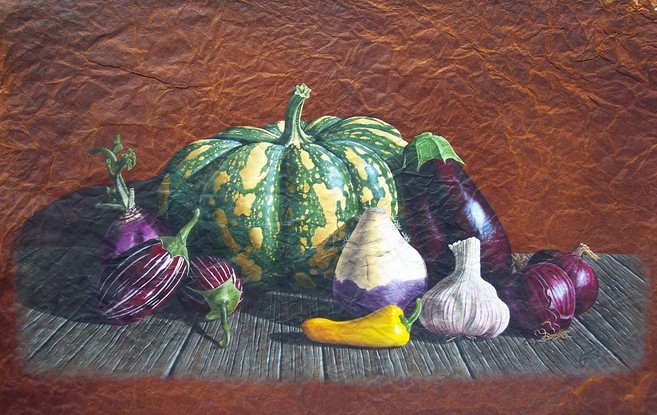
[217,305,231,348]
[158,208,199,262]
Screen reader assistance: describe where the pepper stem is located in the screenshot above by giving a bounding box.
[399,298,422,333]
[277,84,312,146]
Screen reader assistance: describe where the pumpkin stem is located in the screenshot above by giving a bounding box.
[278,84,312,146]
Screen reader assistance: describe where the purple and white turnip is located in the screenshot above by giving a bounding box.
[333,208,427,317]
[89,134,171,267]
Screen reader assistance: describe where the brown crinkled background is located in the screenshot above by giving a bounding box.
[1,0,656,413]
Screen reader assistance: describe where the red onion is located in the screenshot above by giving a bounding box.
[502,262,576,336]
[528,243,599,316]
[90,134,171,266]
[178,256,244,348]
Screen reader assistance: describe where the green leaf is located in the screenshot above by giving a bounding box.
[403,132,464,171]
[112,133,123,154]
[121,148,137,170]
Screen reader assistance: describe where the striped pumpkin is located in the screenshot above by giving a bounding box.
[159,85,406,290]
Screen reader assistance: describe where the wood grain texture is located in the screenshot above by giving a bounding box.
[16,249,647,382]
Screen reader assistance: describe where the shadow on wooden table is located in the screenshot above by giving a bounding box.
[14,177,348,328]
[14,177,197,325]
[16,178,148,322]
[14,181,649,378]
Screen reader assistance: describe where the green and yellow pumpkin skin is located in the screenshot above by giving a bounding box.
[159,85,406,290]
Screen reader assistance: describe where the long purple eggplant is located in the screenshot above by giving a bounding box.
[397,132,512,289]
[97,208,200,325]
[89,134,171,267]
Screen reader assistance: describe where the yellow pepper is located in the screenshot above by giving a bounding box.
[301,299,422,348]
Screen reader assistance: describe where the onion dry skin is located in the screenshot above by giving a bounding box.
[528,243,599,316]
[502,262,576,336]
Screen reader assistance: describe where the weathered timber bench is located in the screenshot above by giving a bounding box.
[15,247,647,383]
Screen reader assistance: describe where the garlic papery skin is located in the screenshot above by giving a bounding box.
[333,207,427,316]
[419,237,509,339]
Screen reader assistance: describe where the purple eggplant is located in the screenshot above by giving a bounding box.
[89,134,171,266]
[97,208,199,325]
[178,256,244,347]
[397,132,512,289]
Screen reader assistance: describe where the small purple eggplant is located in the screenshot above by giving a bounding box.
[97,208,199,325]
[178,256,244,347]
[89,134,171,266]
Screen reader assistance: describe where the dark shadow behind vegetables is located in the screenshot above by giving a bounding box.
[15,179,167,323]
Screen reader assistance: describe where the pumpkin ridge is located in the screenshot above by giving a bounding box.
[322,140,398,217]
[277,143,357,289]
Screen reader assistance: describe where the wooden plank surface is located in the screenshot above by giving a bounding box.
[15,248,648,382]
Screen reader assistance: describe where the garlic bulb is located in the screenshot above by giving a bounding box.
[333,207,427,317]
[419,237,509,339]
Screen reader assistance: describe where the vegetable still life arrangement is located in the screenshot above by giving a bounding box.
[84,84,603,357]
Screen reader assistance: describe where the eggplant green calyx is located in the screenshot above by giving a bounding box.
[158,208,200,264]
[88,133,137,210]
[403,132,465,172]
[189,279,242,348]
[399,298,422,333]
[277,84,312,147]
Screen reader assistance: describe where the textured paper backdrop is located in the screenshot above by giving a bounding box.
[1,1,656,413]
